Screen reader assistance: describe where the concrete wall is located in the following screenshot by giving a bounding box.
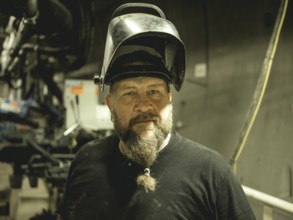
[157,0,293,207]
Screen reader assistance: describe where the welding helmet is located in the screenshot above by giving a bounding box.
[94,3,185,91]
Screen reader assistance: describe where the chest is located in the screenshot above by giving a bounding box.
[108,160,215,220]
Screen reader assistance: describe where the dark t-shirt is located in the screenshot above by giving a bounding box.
[59,132,255,220]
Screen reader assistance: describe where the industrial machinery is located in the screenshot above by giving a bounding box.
[0,0,112,219]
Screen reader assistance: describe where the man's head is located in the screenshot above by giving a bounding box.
[100,3,185,192]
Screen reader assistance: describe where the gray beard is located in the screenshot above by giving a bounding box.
[112,109,173,168]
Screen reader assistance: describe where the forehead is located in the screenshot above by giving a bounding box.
[114,77,167,89]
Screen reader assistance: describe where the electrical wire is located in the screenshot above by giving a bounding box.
[230,0,288,173]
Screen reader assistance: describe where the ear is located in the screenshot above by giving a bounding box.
[168,92,172,103]
[106,94,112,110]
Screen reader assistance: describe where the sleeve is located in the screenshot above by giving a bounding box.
[215,166,256,220]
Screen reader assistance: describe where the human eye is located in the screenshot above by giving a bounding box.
[148,90,163,98]
[123,91,136,96]
[148,90,160,94]
[118,90,136,102]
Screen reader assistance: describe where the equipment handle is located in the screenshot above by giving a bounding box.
[111,3,166,19]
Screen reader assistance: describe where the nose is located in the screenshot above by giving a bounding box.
[135,93,153,113]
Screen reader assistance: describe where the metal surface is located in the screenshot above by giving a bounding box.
[243,185,293,215]
[95,3,185,91]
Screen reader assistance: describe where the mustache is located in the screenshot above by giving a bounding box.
[129,112,159,126]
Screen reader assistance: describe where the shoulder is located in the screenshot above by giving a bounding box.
[66,134,120,182]
[73,134,120,164]
[170,132,227,164]
[167,132,232,179]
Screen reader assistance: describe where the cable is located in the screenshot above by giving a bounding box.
[230,0,288,173]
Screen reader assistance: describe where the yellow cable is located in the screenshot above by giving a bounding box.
[232,0,288,173]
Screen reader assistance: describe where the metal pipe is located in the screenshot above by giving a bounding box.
[243,185,293,215]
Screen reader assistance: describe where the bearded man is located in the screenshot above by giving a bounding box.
[58,3,255,220]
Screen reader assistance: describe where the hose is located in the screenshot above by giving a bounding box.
[230,0,288,173]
